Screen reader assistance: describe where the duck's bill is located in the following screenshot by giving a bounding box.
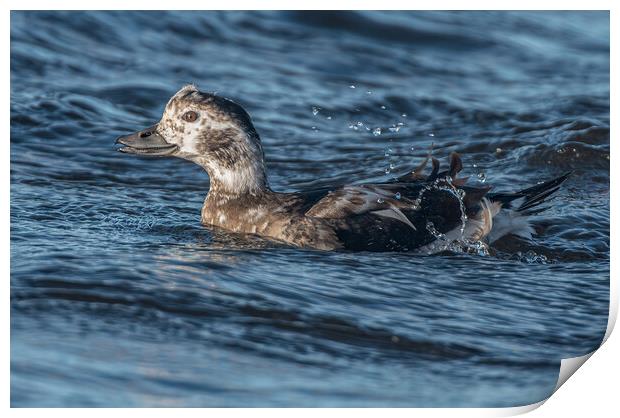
[115,124,178,156]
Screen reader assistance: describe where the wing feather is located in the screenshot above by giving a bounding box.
[371,207,417,230]
[305,185,417,229]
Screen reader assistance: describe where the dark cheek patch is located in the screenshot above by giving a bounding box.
[196,128,236,152]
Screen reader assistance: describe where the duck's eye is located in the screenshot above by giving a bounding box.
[182,111,198,122]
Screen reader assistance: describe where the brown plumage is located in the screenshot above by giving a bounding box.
[116,85,570,252]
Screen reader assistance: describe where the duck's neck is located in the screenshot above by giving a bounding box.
[199,155,271,203]
[207,162,269,198]
[200,158,274,229]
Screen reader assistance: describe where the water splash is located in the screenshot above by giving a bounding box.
[388,122,404,133]
[413,177,490,256]
[426,221,446,240]
[349,121,365,131]
[518,250,549,264]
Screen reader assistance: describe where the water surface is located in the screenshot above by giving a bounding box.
[11,11,609,407]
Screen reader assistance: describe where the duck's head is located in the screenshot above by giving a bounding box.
[116,84,268,195]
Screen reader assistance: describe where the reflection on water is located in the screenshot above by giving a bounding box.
[11,11,609,407]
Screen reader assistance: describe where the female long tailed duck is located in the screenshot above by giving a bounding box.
[116,85,569,252]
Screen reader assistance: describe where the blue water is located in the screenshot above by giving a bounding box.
[10,11,609,407]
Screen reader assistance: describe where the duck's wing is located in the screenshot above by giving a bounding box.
[304,153,481,222]
[305,183,420,230]
[303,153,492,251]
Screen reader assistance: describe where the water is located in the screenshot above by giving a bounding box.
[10,11,609,407]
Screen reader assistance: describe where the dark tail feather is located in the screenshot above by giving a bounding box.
[488,172,572,214]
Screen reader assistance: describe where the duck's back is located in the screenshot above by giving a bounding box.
[294,177,486,252]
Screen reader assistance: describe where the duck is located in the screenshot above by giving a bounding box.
[115,84,570,252]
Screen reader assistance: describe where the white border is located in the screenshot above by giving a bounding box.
[4,1,617,416]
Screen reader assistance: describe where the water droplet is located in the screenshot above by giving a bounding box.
[326,116,332,120]
[521,250,548,264]
[394,192,401,200]
[312,106,320,116]
[349,85,356,89]
[477,172,486,183]
[311,126,317,130]
[380,105,387,110]
[384,147,393,157]
[366,90,372,95]
[401,113,408,118]
[384,167,391,174]
[373,127,382,136]
[428,132,435,137]
[349,122,362,131]
[495,147,502,153]
[425,221,446,240]
[377,198,385,204]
